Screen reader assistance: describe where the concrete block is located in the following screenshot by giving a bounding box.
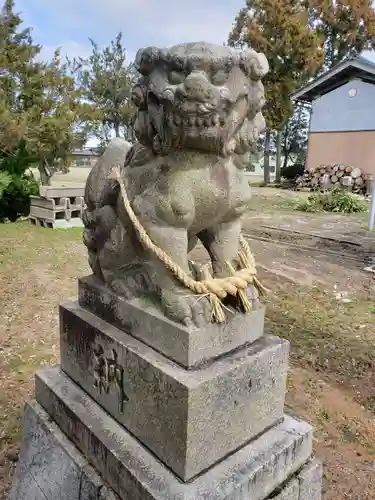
[66,196,84,211]
[298,459,323,500]
[59,301,288,481]
[52,218,83,229]
[35,366,313,499]
[78,274,265,368]
[9,400,119,500]
[39,184,85,199]
[30,196,68,212]
[29,206,61,222]
[29,216,83,229]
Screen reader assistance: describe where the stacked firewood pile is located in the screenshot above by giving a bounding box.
[296,164,372,194]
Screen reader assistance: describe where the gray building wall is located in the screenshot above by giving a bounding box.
[310,79,375,132]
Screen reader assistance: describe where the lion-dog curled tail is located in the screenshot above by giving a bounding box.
[82,138,132,278]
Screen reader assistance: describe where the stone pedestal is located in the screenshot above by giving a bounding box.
[10,275,323,499]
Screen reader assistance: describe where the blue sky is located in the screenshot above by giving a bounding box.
[14,0,375,63]
[15,0,246,63]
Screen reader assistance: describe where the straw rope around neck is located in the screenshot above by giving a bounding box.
[111,165,267,323]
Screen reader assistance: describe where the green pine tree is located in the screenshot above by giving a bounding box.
[229,0,324,184]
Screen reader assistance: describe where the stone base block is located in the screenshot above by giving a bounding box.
[9,401,118,500]
[78,274,265,368]
[60,302,289,480]
[33,366,314,500]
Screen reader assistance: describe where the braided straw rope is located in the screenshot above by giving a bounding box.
[112,165,266,323]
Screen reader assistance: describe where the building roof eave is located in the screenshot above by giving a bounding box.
[291,57,375,102]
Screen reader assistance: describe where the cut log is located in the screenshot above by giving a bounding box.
[345,165,353,173]
[339,164,346,171]
[311,178,319,186]
[313,172,321,178]
[320,168,326,174]
[337,170,344,178]
[350,167,361,179]
[331,175,338,183]
[332,165,339,173]
[355,176,364,186]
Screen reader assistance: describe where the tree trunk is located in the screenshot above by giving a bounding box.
[282,150,289,170]
[275,129,282,184]
[263,129,271,185]
[114,123,120,137]
[38,161,52,186]
[281,121,289,170]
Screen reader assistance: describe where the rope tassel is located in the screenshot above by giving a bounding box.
[112,165,267,323]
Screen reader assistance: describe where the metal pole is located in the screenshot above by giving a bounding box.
[368,178,375,231]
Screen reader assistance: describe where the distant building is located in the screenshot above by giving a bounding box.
[291,56,375,175]
[71,148,100,168]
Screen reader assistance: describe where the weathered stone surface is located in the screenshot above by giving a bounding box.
[298,459,323,500]
[9,469,48,500]
[60,301,287,481]
[83,42,269,328]
[9,400,119,500]
[267,479,299,500]
[35,366,313,499]
[79,275,265,368]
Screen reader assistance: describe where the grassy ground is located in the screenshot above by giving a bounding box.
[1,188,375,499]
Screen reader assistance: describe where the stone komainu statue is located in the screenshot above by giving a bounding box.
[83,42,269,327]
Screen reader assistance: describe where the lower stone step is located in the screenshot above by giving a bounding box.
[9,400,118,500]
[29,366,316,500]
[9,399,323,500]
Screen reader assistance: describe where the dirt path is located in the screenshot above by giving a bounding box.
[288,366,375,500]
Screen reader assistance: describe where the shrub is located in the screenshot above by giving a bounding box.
[0,172,39,222]
[281,163,305,180]
[0,141,40,222]
[295,188,368,214]
[0,172,12,198]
